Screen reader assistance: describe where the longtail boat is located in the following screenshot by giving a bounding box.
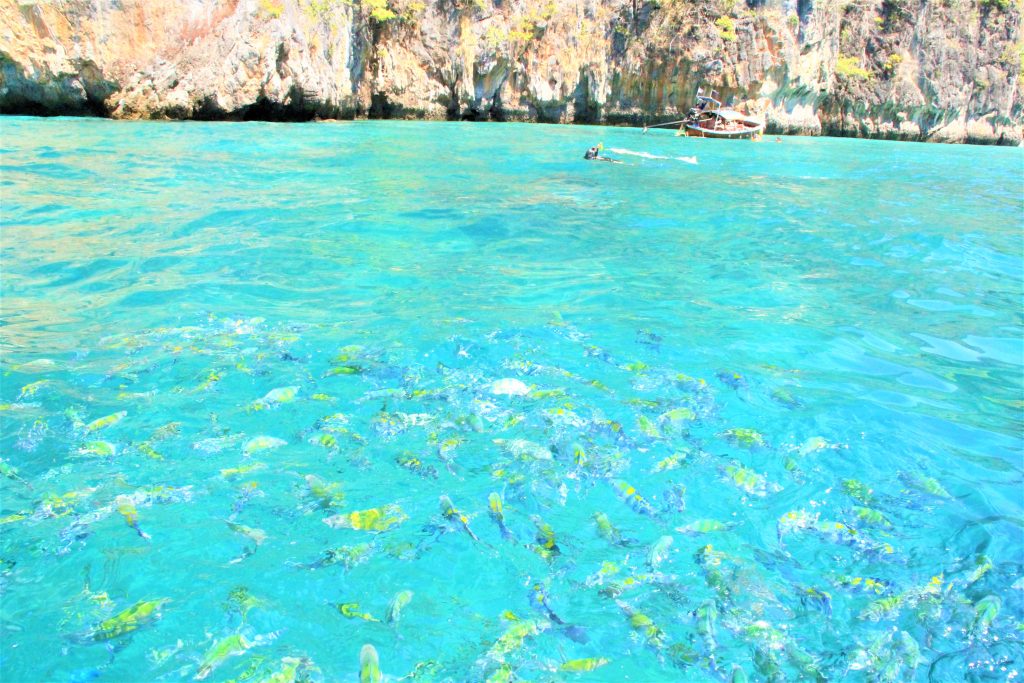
[681,90,765,139]
[644,89,766,140]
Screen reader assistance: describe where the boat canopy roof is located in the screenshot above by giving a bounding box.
[714,108,760,122]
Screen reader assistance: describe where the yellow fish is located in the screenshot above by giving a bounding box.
[360,644,382,683]
[195,369,223,392]
[324,504,407,531]
[115,496,151,540]
[440,495,479,541]
[259,657,308,683]
[135,442,163,460]
[195,633,251,680]
[654,452,688,472]
[243,436,287,456]
[220,463,266,478]
[487,619,550,661]
[337,602,379,622]
[305,474,344,509]
[84,598,169,641]
[386,589,413,624]
[488,492,514,541]
[78,441,116,458]
[250,386,299,411]
[150,422,181,441]
[226,521,268,545]
[18,380,52,400]
[85,411,126,433]
[559,658,610,672]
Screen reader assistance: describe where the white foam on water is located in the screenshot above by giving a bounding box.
[608,148,698,164]
[607,147,666,159]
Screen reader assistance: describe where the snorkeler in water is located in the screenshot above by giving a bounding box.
[584,144,622,163]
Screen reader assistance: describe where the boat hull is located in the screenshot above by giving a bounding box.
[682,121,765,139]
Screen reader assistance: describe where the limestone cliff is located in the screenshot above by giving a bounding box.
[1,0,1020,143]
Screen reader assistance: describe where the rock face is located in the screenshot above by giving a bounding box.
[1,0,1021,143]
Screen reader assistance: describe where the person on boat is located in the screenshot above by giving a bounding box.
[584,144,620,163]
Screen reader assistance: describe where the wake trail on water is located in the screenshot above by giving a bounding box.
[607,148,698,164]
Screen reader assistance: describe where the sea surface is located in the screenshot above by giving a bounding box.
[0,117,1022,682]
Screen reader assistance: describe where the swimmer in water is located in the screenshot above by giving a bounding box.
[584,144,621,163]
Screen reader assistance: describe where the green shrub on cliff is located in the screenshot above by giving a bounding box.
[1000,41,1024,90]
[716,15,737,41]
[259,0,284,18]
[837,55,871,80]
[999,41,1024,68]
[305,0,401,22]
[483,4,555,50]
[362,0,397,21]
[485,24,506,47]
[883,53,903,75]
[508,20,538,42]
[507,4,556,43]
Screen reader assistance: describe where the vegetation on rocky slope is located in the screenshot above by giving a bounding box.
[0,0,1019,143]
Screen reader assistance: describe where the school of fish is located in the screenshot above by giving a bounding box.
[1,313,1021,682]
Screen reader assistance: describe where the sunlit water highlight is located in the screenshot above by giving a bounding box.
[1,117,1022,682]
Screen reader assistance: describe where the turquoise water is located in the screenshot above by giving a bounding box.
[1,116,1022,682]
